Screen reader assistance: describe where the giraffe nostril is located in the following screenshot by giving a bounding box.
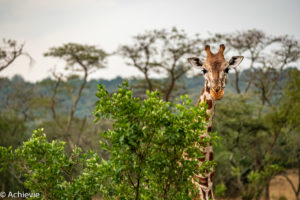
[215,88,220,92]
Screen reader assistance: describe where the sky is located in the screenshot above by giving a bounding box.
[1,0,300,82]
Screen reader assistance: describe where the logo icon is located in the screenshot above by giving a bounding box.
[0,192,6,198]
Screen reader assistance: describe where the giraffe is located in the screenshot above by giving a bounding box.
[187,44,243,200]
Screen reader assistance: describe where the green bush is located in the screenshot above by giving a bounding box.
[15,129,101,200]
[5,82,214,200]
[94,82,215,199]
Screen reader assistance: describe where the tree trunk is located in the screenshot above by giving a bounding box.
[264,181,270,200]
[66,70,88,133]
[297,164,300,200]
[1,182,5,192]
[165,77,175,102]
[135,178,140,200]
[244,59,255,93]
[144,72,153,91]
[234,68,241,94]
[65,69,88,150]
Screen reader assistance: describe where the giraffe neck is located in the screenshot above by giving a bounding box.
[193,81,216,200]
[197,81,216,130]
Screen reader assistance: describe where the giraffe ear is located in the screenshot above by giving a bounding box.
[228,56,244,68]
[187,57,203,69]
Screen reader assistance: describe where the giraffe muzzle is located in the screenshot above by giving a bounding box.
[210,88,224,100]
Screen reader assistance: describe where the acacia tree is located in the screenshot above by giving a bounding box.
[0,39,32,72]
[257,36,300,105]
[44,43,107,149]
[118,30,163,92]
[224,29,276,94]
[119,27,203,101]
[0,38,35,191]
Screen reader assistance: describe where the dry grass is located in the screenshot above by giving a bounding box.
[221,169,299,200]
[264,169,299,200]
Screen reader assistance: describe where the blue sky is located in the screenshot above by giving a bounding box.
[1,0,300,82]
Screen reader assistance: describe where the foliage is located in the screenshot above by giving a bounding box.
[243,164,282,200]
[214,182,227,197]
[213,94,267,197]
[0,146,13,173]
[44,43,107,71]
[1,28,300,200]
[213,69,300,199]
[94,82,213,199]
[14,128,101,200]
[1,82,215,200]
[282,69,300,128]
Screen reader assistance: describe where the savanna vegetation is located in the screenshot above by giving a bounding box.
[0,28,300,200]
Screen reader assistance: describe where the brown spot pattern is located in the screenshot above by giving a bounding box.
[209,152,214,161]
[190,45,235,200]
[198,157,205,162]
[206,85,210,93]
[210,171,214,182]
[198,177,208,187]
[206,100,212,109]
[208,190,212,198]
[202,190,206,199]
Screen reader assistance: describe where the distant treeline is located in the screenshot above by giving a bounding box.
[0,67,293,118]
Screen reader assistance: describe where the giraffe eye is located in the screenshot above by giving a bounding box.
[224,68,230,73]
[202,69,207,74]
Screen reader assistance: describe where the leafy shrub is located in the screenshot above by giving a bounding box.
[15,129,101,200]
[94,82,215,199]
[214,182,227,197]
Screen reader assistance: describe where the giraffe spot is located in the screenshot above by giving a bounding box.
[206,85,210,93]
[210,171,214,182]
[201,88,204,95]
[206,100,213,109]
[207,127,212,132]
[197,157,205,162]
[209,152,214,161]
[198,177,208,187]
[208,190,212,198]
[201,190,206,199]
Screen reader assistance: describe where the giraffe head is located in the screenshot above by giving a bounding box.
[188,44,243,100]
